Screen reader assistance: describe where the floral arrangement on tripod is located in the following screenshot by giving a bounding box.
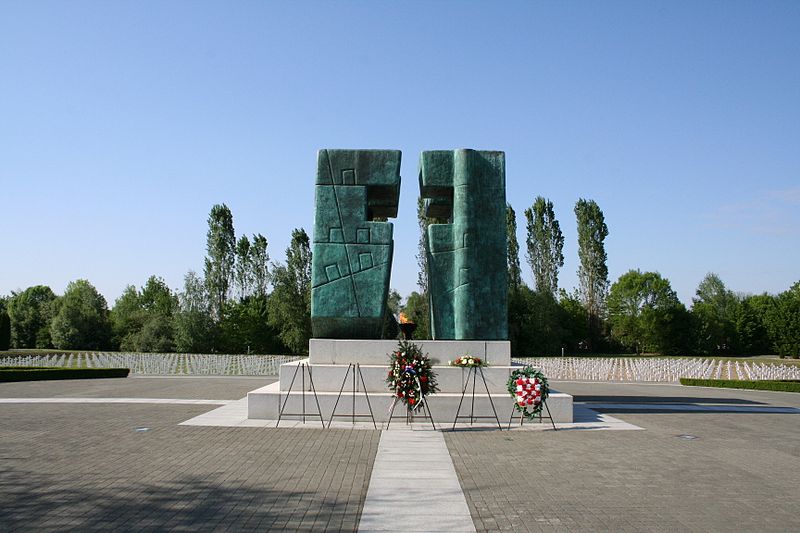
[507,366,550,419]
[448,355,488,368]
[386,340,439,410]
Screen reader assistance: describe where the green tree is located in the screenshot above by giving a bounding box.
[505,203,530,352]
[110,285,144,350]
[204,204,236,321]
[734,294,774,355]
[381,289,402,340]
[386,289,401,316]
[414,197,447,338]
[234,235,253,301]
[0,298,10,351]
[607,270,687,354]
[218,296,286,354]
[506,203,522,291]
[402,291,430,340]
[268,228,312,354]
[559,289,590,352]
[524,197,564,296]
[765,282,800,358]
[50,280,112,350]
[111,276,178,352]
[507,285,568,356]
[174,270,216,353]
[250,233,271,298]
[574,198,609,348]
[7,285,58,348]
[691,273,738,354]
[416,197,431,294]
[137,276,177,352]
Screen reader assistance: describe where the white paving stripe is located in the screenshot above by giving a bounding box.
[0,398,232,405]
[358,429,476,533]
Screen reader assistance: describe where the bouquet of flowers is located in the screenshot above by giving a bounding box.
[448,355,487,368]
[386,340,439,410]
[507,366,550,419]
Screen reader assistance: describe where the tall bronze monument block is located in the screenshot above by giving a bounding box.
[420,149,508,340]
[311,149,401,339]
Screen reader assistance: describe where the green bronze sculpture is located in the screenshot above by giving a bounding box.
[311,149,401,339]
[419,149,508,340]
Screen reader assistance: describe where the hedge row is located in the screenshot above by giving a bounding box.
[0,367,130,382]
[679,378,800,393]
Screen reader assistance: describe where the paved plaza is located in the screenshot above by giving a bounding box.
[1,377,798,532]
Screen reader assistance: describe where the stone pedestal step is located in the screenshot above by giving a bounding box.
[281,358,524,394]
[247,381,573,424]
[309,339,511,366]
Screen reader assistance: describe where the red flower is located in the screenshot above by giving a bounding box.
[409,398,415,405]
[420,376,428,382]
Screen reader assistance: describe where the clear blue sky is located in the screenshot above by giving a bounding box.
[1,1,798,306]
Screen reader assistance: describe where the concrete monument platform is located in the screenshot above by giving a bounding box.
[247,339,574,425]
[309,338,512,366]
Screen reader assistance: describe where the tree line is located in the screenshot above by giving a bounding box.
[0,204,313,355]
[404,197,800,359]
[1,200,798,357]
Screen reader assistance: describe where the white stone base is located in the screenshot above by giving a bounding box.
[309,338,511,366]
[247,381,573,424]
[246,339,573,426]
[279,358,520,394]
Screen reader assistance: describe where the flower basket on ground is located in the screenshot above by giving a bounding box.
[386,340,439,411]
[507,366,550,420]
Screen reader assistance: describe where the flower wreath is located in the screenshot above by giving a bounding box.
[386,340,439,410]
[448,355,487,368]
[507,366,550,419]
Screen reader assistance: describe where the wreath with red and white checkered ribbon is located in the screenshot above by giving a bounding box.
[507,366,549,419]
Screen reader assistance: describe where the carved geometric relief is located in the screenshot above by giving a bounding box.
[325,264,341,283]
[420,149,508,340]
[311,149,401,339]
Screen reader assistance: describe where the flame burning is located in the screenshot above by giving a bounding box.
[399,312,413,324]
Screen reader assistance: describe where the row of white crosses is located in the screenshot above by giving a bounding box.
[1,352,301,376]
[515,357,800,382]
[3,352,800,380]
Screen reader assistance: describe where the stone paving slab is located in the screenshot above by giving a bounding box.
[359,429,475,533]
[3,377,799,532]
[0,375,276,400]
[0,402,379,532]
[446,381,800,532]
[0,397,232,405]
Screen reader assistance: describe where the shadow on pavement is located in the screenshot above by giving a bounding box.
[0,467,357,532]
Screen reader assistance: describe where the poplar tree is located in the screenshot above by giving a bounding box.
[204,204,236,320]
[416,197,430,294]
[0,299,10,351]
[268,228,313,354]
[506,203,522,291]
[250,234,270,298]
[574,198,609,343]
[234,235,253,301]
[524,197,564,296]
